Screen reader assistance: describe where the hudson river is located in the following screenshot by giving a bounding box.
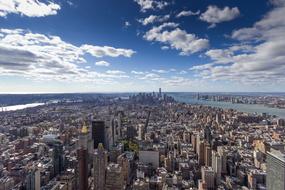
[169,93,285,119]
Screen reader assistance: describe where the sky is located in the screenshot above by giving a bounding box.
[0,0,284,93]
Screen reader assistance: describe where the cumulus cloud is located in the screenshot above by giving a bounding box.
[134,0,168,12]
[0,0,61,17]
[144,22,209,55]
[124,21,131,28]
[152,69,169,73]
[191,1,285,85]
[163,76,192,86]
[200,5,240,28]
[176,10,200,18]
[131,70,146,75]
[106,70,125,74]
[81,45,135,58]
[138,14,170,25]
[95,61,110,67]
[0,28,135,82]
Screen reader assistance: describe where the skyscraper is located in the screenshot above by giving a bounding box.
[158,88,162,98]
[93,143,108,190]
[52,141,64,177]
[201,166,215,190]
[26,168,40,190]
[105,163,124,190]
[266,149,285,190]
[78,124,89,190]
[92,120,105,149]
[212,151,222,185]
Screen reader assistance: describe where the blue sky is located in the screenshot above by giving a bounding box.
[0,0,284,93]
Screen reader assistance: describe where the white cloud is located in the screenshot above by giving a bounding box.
[95,61,110,67]
[152,69,168,73]
[191,1,285,85]
[81,45,136,58]
[163,76,192,86]
[134,0,168,12]
[0,0,61,17]
[0,28,134,82]
[161,46,169,50]
[179,70,187,74]
[144,22,209,55]
[176,10,200,18]
[200,5,240,28]
[124,21,131,28]
[131,70,146,75]
[106,70,125,74]
[139,73,162,81]
[138,14,170,25]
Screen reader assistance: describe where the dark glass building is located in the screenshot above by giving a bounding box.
[91,120,105,149]
[52,141,64,177]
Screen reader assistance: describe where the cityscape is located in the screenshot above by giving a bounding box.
[1,0,285,190]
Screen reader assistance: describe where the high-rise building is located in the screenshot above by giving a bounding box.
[78,124,89,190]
[93,143,108,190]
[266,149,285,190]
[197,136,205,166]
[277,118,285,127]
[92,120,105,149]
[201,166,215,190]
[117,153,131,186]
[52,141,64,177]
[26,168,40,190]
[158,88,162,98]
[216,113,222,124]
[212,151,222,185]
[204,125,212,144]
[105,163,124,190]
[205,144,212,167]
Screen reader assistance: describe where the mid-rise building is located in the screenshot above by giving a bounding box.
[105,163,124,190]
[266,149,285,190]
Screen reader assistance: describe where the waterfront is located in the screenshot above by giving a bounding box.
[170,93,285,118]
[1,103,45,112]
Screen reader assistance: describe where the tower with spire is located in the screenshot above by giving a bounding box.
[78,122,89,190]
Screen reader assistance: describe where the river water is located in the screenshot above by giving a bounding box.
[169,93,285,119]
[1,103,45,112]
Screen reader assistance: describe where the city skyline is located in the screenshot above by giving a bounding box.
[0,0,285,93]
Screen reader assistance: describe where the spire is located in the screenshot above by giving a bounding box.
[81,121,88,134]
[98,143,104,152]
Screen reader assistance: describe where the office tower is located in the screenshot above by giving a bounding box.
[105,163,124,190]
[117,153,131,186]
[94,143,108,190]
[205,144,212,167]
[277,118,285,127]
[191,133,197,153]
[159,88,162,98]
[197,137,205,166]
[92,120,105,149]
[217,146,227,175]
[204,125,212,144]
[126,125,136,139]
[201,166,215,190]
[26,168,40,190]
[164,153,174,172]
[78,124,88,190]
[216,113,222,124]
[266,149,285,190]
[52,141,64,177]
[212,151,222,185]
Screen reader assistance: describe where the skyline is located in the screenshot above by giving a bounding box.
[0,0,285,93]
